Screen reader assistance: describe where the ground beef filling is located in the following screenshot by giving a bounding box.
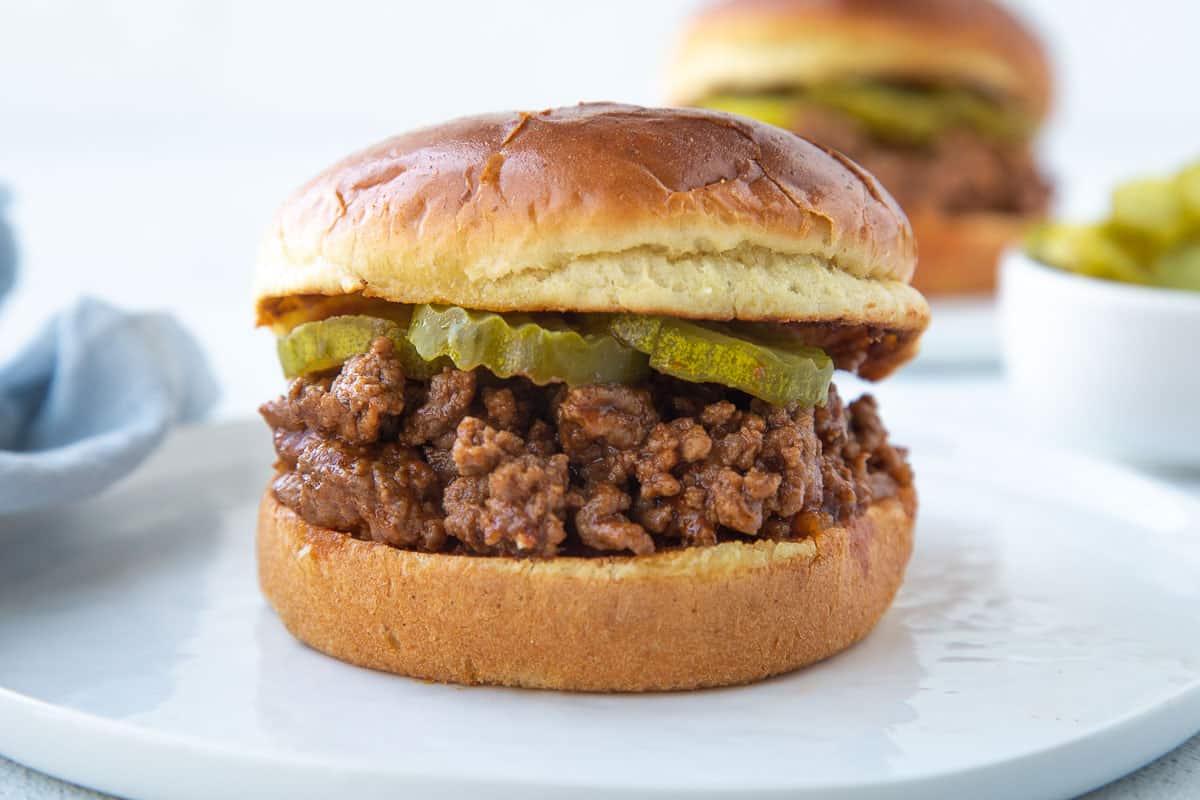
[260,338,913,558]
[793,107,1050,216]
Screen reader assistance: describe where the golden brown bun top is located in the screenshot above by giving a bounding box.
[669,0,1052,119]
[254,104,928,366]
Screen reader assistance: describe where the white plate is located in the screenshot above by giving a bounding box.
[1,420,1199,800]
[915,298,998,368]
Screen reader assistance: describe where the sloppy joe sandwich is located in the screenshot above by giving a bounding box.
[668,0,1053,295]
[254,103,929,691]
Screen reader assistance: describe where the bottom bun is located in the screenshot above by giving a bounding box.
[257,487,917,692]
[909,210,1035,296]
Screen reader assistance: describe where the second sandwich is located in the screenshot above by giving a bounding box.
[669,0,1053,295]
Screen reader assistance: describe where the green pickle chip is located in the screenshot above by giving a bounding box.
[1111,177,1189,244]
[1025,222,1153,284]
[698,95,797,130]
[276,306,833,403]
[609,315,833,407]
[276,314,443,379]
[1027,160,1200,292]
[701,83,1031,145]
[1155,242,1200,292]
[407,305,650,386]
[1177,163,1200,221]
[808,84,942,144]
[807,83,1029,145]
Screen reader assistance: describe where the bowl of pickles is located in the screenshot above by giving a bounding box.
[998,160,1200,467]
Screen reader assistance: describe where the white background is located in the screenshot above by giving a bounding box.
[0,0,1197,415]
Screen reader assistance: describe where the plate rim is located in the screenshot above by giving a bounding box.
[3,671,1198,799]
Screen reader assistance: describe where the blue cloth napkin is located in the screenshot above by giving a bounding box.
[0,190,216,513]
[0,187,15,304]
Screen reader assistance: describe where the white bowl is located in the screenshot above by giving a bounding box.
[998,250,1200,468]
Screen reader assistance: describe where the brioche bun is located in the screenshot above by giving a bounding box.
[258,487,916,692]
[255,103,928,377]
[667,0,1052,119]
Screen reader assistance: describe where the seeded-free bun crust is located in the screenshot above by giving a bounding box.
[254,104,928,378]
[668,0,1052,119]
[257,487,916,692]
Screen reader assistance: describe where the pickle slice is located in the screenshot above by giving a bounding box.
[811,83,1031,145]
[1111,177,1188,244]
[1177,162,1200,221]
[609,315,833,407]
[697,95,797,129]
[276,315,444,379]
[406,305,650,386]
[808,84,940,144]
[1027,161,1200,292]
[1025,222,1154,285]
[701,85,1031,145]
[1155,243,1200,292]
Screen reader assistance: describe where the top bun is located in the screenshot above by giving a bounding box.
[255,104,928,373]
[668,0,1052,119]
